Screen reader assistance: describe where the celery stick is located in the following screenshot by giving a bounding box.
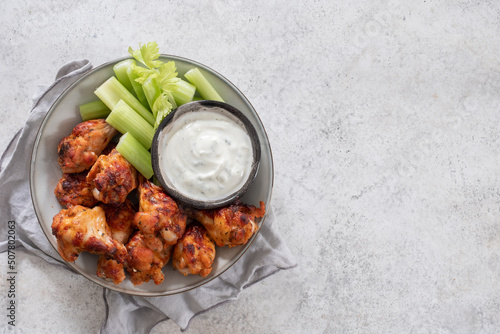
[95,76,155,126]
[113,59,136,95]
[184,68,224,102]
[142,77,162,115]
[116,132,154,179]
[79,100,110,121]
[172,79,196,106]
[127,67,150,109]
[106,100,154,150]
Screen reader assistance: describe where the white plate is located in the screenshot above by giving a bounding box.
[29,55,274,296]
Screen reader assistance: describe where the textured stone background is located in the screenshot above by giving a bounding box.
[1,0,500,333]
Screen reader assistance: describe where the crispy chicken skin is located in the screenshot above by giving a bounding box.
[188,201,266,247]
[54,171,99,208]
[96,200,135,284]
[125,232,172,285]
[172,224,216,277]
[97,256,126,285]
[58,119,117,173]
[51,205,127,263]
[86,149,138,205]
[134,175,187,251]
[99,200,136,244]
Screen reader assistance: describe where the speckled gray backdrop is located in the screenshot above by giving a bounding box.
[1,0,500,333]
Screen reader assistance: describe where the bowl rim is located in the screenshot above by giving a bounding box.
[29,54,275,296]
[151,100,261,209]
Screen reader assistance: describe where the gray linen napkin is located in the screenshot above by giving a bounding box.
[0,60,297,332]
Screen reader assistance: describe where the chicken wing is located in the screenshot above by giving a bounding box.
[97,256,126,285]
[172,224,216,277]
[133,175,186,251]
[188,201,266,247]
[58,119,117,173]
[51,205,127,263]
[86,149,138,205]
[99,200,136,244]
[95,200,136,284]
[125,232,172,285]
[54,171,99,208]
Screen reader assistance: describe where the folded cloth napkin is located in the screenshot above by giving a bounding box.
[0,60,297,332]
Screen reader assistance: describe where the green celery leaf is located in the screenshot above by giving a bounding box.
[128,42,163,69]
[158,61,180,92]
[132,64,158,85]
[153,92,173,128]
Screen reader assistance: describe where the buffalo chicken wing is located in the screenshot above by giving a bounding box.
[125,232,172,285]
[99,200,136,244]
[86,149,138,205]
[188,201,265,247]
[51,205,127,263]
[133,175,186,251]
[96,200,136,284]
[172,224,216,277]
[58,119,117,173]
[97,256,126,285]
[54,171,99,208]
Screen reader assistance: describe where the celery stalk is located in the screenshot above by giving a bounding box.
[113,59,136,95]
[142,77,162,114]
[95,77,155,126]
[106,100,154,150]
[116,132,154,179]
[184,68,224,102]
[172,79,196,106]
[79,100,110,121]
[127,67,150,109]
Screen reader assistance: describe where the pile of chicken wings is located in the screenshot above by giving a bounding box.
[52,119,265,286]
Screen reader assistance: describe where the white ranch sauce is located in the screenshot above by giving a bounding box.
[160,109,253,201]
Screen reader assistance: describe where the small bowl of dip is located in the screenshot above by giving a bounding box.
[151,100,261,209]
